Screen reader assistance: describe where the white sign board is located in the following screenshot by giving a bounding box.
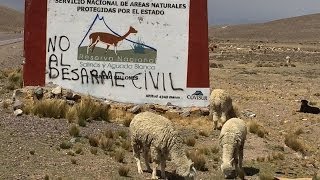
[45,0,210,107]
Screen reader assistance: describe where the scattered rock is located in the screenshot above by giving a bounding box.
[12,89,24,101]
[33,87,44,100]
[242,109,256,118]
[14,109,23,116]
[66,100,75,106]
[200,108,210,116]
[66,91,81,102]
[166,102,173,107]
[13,100,23,110]
[69,138,77,143]
[181,109,191,117]
[52,86,62,96]
[129,105,142,114]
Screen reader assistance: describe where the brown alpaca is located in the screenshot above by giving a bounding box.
[87,26,138,55]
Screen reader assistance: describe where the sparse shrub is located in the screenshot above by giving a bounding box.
[290,63,296,67]
[69,124,80,137]
[66,106,77,123]
[259,173,275,180]
[247,120,267,138]
[60,141,72,149]
[314,93,320,97]
[210,62,218,68]
[29,150,35,155]
[67,151,75,156]
[104,130,114,139]
[199,130,209,137]
[90,147,98,155]
[89,135,100,147]
[2,100,10,109]
[117,130,128,139]
[32,99,68,119]
[71,158,77,164]
[99,136,114,151]
[211,146,219,154]
[6,68,23,90]
[256,157,265,162]
[44,175,50,180]
[309,101,318,106]
[75,96,110,126]
[198,147,210,156]
[118,166,130,177]
[123,118,132,127]
[114,148,125,163]
[284,134,305,154]
[121,140,132,151]
[184,137,196,147]
[186,150,207,171]
[272,152,285,160]
[75,147,83,155]
[294,128,304,136]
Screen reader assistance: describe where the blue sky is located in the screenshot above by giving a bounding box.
[1,0,320,25]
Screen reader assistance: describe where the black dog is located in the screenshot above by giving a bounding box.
[298,100,320,114]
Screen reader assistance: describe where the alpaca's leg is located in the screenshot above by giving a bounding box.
[212,111,219,130]
[220,111,227,128]
[239,143,245,180]
[143,146,152,172]
[132,143,143,174]
[150,147,160,179]
[160,157,167,179]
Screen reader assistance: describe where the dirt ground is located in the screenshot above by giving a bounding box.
[0,39,319,180]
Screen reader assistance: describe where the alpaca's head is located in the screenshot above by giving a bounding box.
[301,100,309,106]
[221,159,237,179]
[176,159,196,180]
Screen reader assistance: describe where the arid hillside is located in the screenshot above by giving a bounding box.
[0,5,23,33]
[210,13,320,43]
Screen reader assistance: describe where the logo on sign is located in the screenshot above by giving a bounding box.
[187,91,208,101]
[77,14,157,64]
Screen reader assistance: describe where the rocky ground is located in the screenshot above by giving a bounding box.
[0,40,319,180]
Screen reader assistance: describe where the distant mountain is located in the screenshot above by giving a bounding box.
[0,5,23,32]
[209,13,320,42]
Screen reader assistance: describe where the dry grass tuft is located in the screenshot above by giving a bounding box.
[89,135,100,147]
[2,100,11,109]
[199,130,210,137]
[69,124,80,137]
[71,158,77,164]
[118,166,130,177]
[117,130,128,139]
[259,173,275,180]
[247,120,268,138]
[284,134,305,154]
[5,68,23,90]
[121,139,132,151]
[66,106,77,123]
[114,148,125,163]
[90,147,98,155]
[104,130,115,139]
[32,99,68,119]
[186,150,207,171]
[99,136,114,151]
[60,141,72,149]
[184,137,196,147]
[122,118,132,127]
[75,96,110,125]
[294,128,304,136]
